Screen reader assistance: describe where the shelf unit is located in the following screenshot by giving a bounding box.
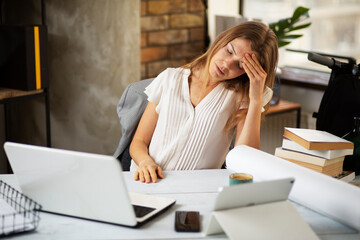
[0,0,51,173]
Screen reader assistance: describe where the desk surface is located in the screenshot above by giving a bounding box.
[280,66,330,91]
[1,170,359,240]
[267,99,301,115]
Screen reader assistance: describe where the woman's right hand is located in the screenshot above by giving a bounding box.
[134,159,164,183]
[130,102,162,183]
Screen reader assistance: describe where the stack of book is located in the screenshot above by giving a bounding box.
[275,127,354,178]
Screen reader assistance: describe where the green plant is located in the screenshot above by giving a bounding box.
[269,6,312,48]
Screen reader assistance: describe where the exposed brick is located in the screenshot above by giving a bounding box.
[169,0,187,13]
[141,63,147,79]
[189,27,204,42]
[186,56,199,63]
[148,1,169,15]
[147,58,188,78]
[141,33,147,47]
[170,42,205,59]
[147,60,170,77]
[141,0,206,79]
[141,15,169,31]
[141,46,169,63]
[188,0,205,12]
[170,59,188,68]
[148,0,187,15]
[170,13,204,28]
[148,29,188,45]
[141,0,147,16]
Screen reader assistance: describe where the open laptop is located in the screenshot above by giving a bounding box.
[4,142,176,227]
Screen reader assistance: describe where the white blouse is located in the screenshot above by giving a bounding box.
[131,68,272,171]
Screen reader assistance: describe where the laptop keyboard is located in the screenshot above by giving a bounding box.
[132,204,156,218]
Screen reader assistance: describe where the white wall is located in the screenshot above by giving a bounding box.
[208,0,240,42]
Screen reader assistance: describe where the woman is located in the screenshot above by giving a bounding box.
[130,21,278,183]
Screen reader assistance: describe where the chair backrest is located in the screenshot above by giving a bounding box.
[113,78,154,170]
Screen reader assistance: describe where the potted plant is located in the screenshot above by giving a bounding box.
[269,6,311,48]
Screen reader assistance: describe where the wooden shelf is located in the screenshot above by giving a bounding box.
[0,0,50,174]
[0,88,44,100]
[279,67,330,91]
[0,87,51,174]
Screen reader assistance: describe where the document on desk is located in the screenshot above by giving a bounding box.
[226,145,360,231]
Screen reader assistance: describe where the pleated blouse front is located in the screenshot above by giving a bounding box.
[144,68,237,170]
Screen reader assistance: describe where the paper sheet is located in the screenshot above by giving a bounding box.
[226,145,360,231]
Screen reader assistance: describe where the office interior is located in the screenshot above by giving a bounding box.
[0,0,359,174]
[1,0,360,239]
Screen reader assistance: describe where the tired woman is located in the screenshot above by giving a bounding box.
[130,21,278,183]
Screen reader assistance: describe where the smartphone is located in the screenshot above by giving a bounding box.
[174,211,200,232]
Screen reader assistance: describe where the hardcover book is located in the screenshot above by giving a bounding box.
[275,147,345,167]
[283,127,353,150]
[284,158,343,176]
[281,138,353,159]
[334,171,356,183]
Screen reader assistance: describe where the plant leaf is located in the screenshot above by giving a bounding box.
[278,41,292,48]
[268,6,312,47]
[291,7,310,26]
[281,34,303,40]
[278,18,292,28]
[286,23,312,32]
[292,6,310,22]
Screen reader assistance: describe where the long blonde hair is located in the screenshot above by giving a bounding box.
[184,21,278,130]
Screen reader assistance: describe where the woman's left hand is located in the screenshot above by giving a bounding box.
[242,53,267,104]
[234,53,267,149]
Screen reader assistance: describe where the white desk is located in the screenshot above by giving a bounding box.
[1,170,359,240]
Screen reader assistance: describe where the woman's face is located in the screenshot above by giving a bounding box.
[209,38,254,82]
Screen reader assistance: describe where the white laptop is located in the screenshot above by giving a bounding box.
[4,142,176,227]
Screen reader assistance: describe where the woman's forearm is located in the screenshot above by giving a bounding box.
[129,138,155,167]
[129,102,159,167]
[235,100,262,149]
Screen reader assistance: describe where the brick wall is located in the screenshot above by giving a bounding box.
[141,0,207,79]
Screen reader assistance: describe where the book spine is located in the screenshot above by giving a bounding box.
[282,138,354,159]
[285,159,343,176]
[39,26,49,89]
[284,129,354,150]
[34,26,41,90]
[275,148,327,166]
[283,129,311,149]
[26,27,36,90]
